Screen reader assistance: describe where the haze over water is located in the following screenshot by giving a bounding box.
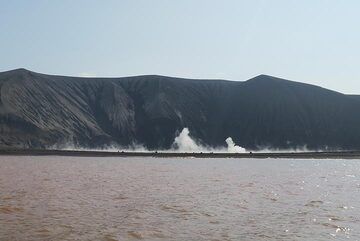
[0,156,359,240]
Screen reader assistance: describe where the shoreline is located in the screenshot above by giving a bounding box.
[0,149,360,159]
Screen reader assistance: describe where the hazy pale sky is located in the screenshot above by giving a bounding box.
[1,0,359,94]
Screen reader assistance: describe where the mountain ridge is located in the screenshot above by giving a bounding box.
[1,68,359,150]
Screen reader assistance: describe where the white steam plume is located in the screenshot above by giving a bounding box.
[171,128,245,153]
[172,128,202,152]
[49,127,247,153]
[225,137,246,153]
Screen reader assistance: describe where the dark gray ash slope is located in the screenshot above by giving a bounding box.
[1,68,360,150]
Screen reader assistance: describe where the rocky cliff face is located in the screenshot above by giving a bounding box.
[1,68,360,150]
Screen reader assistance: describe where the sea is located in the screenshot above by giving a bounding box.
[0,156,359,241]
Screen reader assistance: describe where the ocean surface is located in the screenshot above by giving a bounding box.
[0,156,359,241]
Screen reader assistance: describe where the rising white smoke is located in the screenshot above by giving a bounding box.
[49,127,247,153]
[172,128,202,152]
[171,127,245,153]
[225,137,246,153]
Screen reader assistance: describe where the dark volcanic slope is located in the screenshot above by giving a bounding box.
[1,68,360,150]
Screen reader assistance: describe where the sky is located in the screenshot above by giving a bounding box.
[0,0,359,94]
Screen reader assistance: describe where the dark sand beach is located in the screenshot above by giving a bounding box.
[1,149,360,159]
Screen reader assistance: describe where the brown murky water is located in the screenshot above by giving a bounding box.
[0,156,359,241]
